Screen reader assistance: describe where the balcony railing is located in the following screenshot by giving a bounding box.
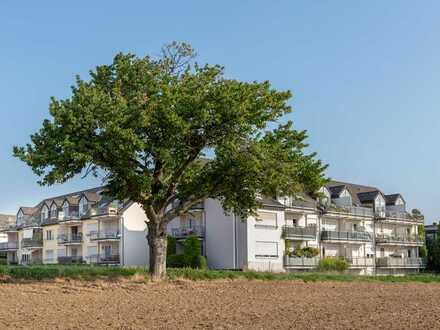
[89,231,121,241]
[0,242,18,250]
[345,257,374,267]
[376,257,426,268]
[57,233,83,244]
[283,256,320,267]
[59,211,81,222]
[327,205,374,217]
[375,234,424,246]
[21,237,43,248]
[385,210,422,222]
[58,256,84,264]
[170,225,205,238]
[283,225,317,240]
[87,254,120,264]
[321,230,372,242]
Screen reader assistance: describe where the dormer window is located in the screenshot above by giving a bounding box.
[17,210,24,225]
[62,201,69,218]
[79,196,88,216]
[50,204,57,219]
[41,205,49,222]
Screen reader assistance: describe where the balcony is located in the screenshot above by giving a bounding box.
[327,205,374,218]
[321,230,372,242]
[375,234,424,246]
[0,242,18,250]
[88,254,120,264]
[283,256,320,268]
[59,211,81,224]
[283,225,317,240]
[58,256,84,264]
[384,210,423,223]
[170,225,205,239]
[345,257,374,268]
[21,238,43,248]
[376,257,426,268]
[57,233,83,245]
[89,231,120,241]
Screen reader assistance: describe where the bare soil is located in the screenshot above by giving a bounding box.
[0,279,438,329]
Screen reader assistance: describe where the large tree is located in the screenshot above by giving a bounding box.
[13,42,327,280]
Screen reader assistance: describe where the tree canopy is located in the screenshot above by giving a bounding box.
[13,42,327,279]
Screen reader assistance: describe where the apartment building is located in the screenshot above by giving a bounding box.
[199,180,424,275]
[0,180,425,275]
[0,187,149,266]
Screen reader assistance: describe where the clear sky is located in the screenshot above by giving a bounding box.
[0,1,438,222]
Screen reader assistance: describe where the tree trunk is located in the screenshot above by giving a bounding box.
[147,226,168,281]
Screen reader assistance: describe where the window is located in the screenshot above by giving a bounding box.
[41,205,49,222]
[87,223,98,235]
[408,249,412,258]
[46,230,53,240]
[46,250,54,261]
[255,212,277,228]
[255,241,278,258]
[58,248,66,257]
[62,201,69,218]
[79,197,88,216]
[50,204,57,218]
[17,210,24,225]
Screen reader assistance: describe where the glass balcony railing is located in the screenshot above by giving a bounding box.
[282,225,317,240]
[321,230,372,242]
[89,231,121,240]
[57,233,83,244]
[170,225,205,238]
[376,257,426,268]
[0,242,18,250]
[283,256,320,267]
[375,234,424,246]
[21,237,43,248]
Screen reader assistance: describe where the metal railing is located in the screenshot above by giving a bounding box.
[375,234,424,245]
[283,225,317,239]
[328,205,374,217]
[283,256,320,267]
[170,225,205,238]
[57,233,83,244]
[0,242,18,250]
[60,211,81,222]
[89,231,121,240]
[87,254,120,264]
[58,256,84,264]
[376,257,426,268]
[321,230,372,242]
[385,210,422,222]
[345,257,374,267]
[21,237,43,248]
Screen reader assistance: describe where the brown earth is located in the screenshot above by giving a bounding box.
[0,279,438,329]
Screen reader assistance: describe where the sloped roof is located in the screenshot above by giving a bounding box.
[326,180,382,206]
[0,214,16,230]
[385,194,403,206]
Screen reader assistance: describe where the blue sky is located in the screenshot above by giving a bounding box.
[0,1,438,222]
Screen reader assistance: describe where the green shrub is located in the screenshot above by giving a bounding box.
[183,236,202,268]
[167,254,186,268]
[0,259,7,265]
[167,236,177,256]
[8,266,60,280]
[318,257,349,272]
[198,256,208,270]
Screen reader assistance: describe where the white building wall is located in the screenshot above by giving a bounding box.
[246,208,285,272]
[204,199,236,269]
[121,203,149,267]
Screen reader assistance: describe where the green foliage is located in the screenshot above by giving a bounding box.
[291,246,319,258]
[167,269,440,283]
[13,42,327,277]
[0,265,144,281]
[183,236,202,268]
[318,257,349,272]
[167,254,186,268]
[0,259,8,265]
[198,256,208,270]
[167,236,177,256]
[419,245,428,258]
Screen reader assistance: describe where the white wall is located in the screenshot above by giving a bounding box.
[204,199,236,269]
[121,203,149,267]
[246,208,285,272]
